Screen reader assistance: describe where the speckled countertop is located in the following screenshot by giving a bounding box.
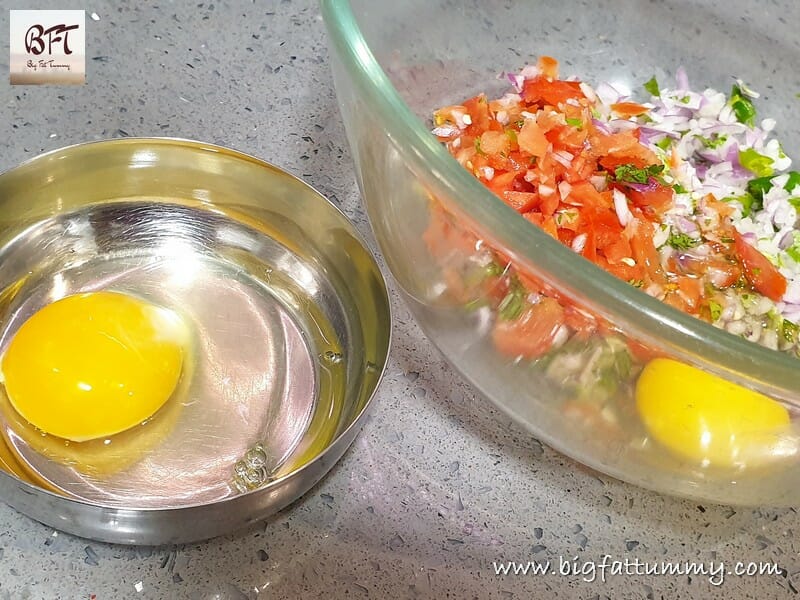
[0,2,797,599]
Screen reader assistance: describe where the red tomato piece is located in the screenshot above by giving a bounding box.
[492,297,565,359]
[537,55,560,79]
[522,77,585,107]
[624,183,674,217]
[463,95,491,134]
[734,231,787,301]
[518,119,549,158]
[610,102,650,118]
[503,191,539,213]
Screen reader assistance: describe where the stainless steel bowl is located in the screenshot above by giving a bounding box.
[0,138,391,544]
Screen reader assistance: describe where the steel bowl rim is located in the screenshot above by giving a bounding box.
[0,136,393,514]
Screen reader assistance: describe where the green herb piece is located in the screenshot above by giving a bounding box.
[786,233,800,263]
[497,281,526,321]
[740,293,757,308]
[628,279,644,288]
[565,117,583,128]
[723,192,761,218]
[554,208,579,228]
[667,230,700,250]
[505,128,518,144]
[785,171,800,192]
[474,136,486,156]
[730,84,757,126]
[708,300,723,321]
[464,297,488,312]
[614,163,665,184]
[700,134,728,149]
[739,148,774,177]
[782,319,799,343]
[643,76,660,97]
[746,176,774,204]
[485,261,505,278]
[673,183,688,194]
[655,137,672,151]
[680,95,691,104]
[515,118,525,128]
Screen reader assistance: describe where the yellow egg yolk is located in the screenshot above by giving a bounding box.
[0,291,187,442]
[636,358,791,468]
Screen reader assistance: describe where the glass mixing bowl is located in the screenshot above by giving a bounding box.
[322,0,800,505]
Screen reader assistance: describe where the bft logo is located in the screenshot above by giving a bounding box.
[10,10,86,85]
[25,23,80,56]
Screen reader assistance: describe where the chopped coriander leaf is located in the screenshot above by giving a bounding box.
[724,191,761,217]
[667,231,700,250]
[673,182,688,194]
[746,176,774,202]
[655,137,672,151]
[785,171,800,192]
[740,293,757,308]
[628,279,644,288]
[464,297,488,312]
[730,84,757,126]
[700,134,728,149]
[783,319,799,343]
[565,117,583,128]
[739,148,774,177]
[614,163,664,184]
[474,136,486,155]
[497,281,526,321]
[786,232,800,263]
[708,300,723,321]
[485,261,505,277]
[643,76,660,97]
[680,95,691,104]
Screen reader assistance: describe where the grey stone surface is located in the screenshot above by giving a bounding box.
[0,1,797,598]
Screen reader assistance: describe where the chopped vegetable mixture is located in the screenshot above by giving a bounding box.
[429,57,800,360]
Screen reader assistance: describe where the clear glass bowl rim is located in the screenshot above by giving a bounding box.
[320,0,800,404]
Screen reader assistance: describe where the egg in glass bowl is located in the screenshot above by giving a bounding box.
[322,0,800,505]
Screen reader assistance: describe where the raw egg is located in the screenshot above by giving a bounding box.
[636,358,792,469]
[0,291,187,442]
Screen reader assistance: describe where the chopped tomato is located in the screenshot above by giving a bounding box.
[734,231,787,302]
[503,191,539,213]
[624,183,674,217]
[463,95,492,135]
[610,102,650,118]
[517,119,549,158]
[492,297,565,359]
[603,236,633,264]
[431,58,791,362]
[566,181,610,210]
[590,130,659,170]
[480,130,510,156]
[628,218,666,285]
[537,55,560,79]
[521,77,585,107]
[677,276,703,312]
